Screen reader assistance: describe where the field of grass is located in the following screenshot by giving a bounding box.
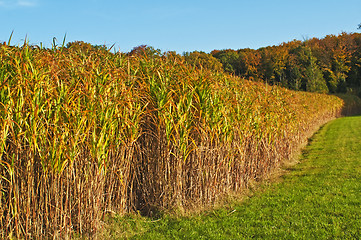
[100,115,361,239]
[0,42,355,238]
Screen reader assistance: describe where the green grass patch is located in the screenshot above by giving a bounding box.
[99,115,361,239]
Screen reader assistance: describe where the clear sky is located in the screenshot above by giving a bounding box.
[1,0,360,53]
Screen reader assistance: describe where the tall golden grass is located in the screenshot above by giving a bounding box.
[0,43,345,238]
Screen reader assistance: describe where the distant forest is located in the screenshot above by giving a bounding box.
[183,32,361,96]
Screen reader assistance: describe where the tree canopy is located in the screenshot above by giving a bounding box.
[206,32,361,96]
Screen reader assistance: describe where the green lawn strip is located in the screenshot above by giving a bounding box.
[100,116,361,240]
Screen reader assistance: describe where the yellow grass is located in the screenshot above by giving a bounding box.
[0,42,345,239]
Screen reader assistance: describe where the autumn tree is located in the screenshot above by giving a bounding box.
[128,45,162,58]
[237,49,261,80]
[309,34,352,92]
[210,32,361,94]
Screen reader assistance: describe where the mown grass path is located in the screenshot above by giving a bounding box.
[104,116,361,239]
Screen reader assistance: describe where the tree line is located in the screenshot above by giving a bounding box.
[185,32,361,96]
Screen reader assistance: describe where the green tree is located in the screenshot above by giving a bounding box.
[258,47,275,84]
[211,50,242,74]
[285,55,303,90]
[293,46,328,93]
[183,51,223,72]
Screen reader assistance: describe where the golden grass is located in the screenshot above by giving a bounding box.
[0,43,346,239]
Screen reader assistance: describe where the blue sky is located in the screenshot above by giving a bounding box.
[1,0,360,53]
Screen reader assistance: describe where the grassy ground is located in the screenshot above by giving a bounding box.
[99,115,361,239]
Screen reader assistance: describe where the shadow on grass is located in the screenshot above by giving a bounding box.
[335,94,361,116]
